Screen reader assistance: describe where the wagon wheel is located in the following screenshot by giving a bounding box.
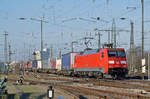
[112,74,117,80]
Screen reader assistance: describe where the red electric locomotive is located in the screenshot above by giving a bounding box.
[74,48,128,79]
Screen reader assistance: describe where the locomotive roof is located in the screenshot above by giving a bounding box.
[62,52,78,56]
[106,48,125,50]
[80,49,99,55]
[79,48,125,55]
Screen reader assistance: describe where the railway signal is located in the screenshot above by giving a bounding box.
[0,77,8,95]
[47,86,54,99]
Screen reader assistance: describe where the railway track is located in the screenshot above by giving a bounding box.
[7,74,150,99]
[58,85,150,99]
[35,73,150,92]
[24,72,150,94]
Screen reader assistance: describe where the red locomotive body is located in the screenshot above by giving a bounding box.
[74,48,128,79]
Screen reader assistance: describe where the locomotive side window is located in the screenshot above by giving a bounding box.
[108,51,125,57]
[101,52,104,58]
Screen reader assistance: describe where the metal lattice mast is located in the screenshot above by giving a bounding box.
[108,31,110,44]
[112,18,116,48]
[130,21,134,72]
[4,31,8,63]
[111,19,114,44]
[8,43,11,63]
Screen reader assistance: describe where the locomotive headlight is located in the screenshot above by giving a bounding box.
[120,61,127,64]
[123,65,126,67]
[109,61,114,64]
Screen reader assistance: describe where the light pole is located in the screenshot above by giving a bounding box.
[71,41,78,52]
[30,17,48,69]
[19,17,48,69]
[148,53,150,80]
[141,0,144,59]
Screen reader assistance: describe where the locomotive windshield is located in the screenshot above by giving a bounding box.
[108,51,125,57]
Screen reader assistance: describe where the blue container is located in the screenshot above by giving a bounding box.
[42,48,50,60]
[62,53,70,70]
[62,52,78,70]
[32,60,37,68]
[43,59,50,69]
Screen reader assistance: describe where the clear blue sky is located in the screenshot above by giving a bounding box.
[0,0,150,61]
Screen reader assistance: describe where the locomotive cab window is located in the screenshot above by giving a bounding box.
[117,51,126,57]
[101,52,104,58]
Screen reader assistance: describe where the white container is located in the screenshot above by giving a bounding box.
[56,58,62,71]
[70,53,78,69]
[37,60,42,69]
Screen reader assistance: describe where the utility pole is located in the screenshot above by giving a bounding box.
[50,45,53,59]
[71,42,74,52]
[111,21,114,44]
[148,53,150,80]
[141,0,144,58]
[4,31,8,64]
[8,43,12,63]
[59,49,61,58]
[23,42,26,62]
[30,17,48,69]
[98,32,102,49]
[40,17,44,69]
[71,41,78,52]
[94,29,102,49]
[108,31,110,44]
[130,21,134,73]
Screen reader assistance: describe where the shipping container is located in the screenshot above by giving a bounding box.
[43,59,50,69]
[32,60,42,69]
[50,60,56,69]
[56,58,62,71]
[37,61,42,69]
[24,61,32,68]
[70,53,77,68]
[32,60,37,68]
[42,48,50,60]
[27,61,32,68]
[62,52,78,70]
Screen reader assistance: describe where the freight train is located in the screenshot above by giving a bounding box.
[31,47,128,80]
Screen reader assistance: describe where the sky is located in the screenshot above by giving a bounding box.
[0,0,150,61]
